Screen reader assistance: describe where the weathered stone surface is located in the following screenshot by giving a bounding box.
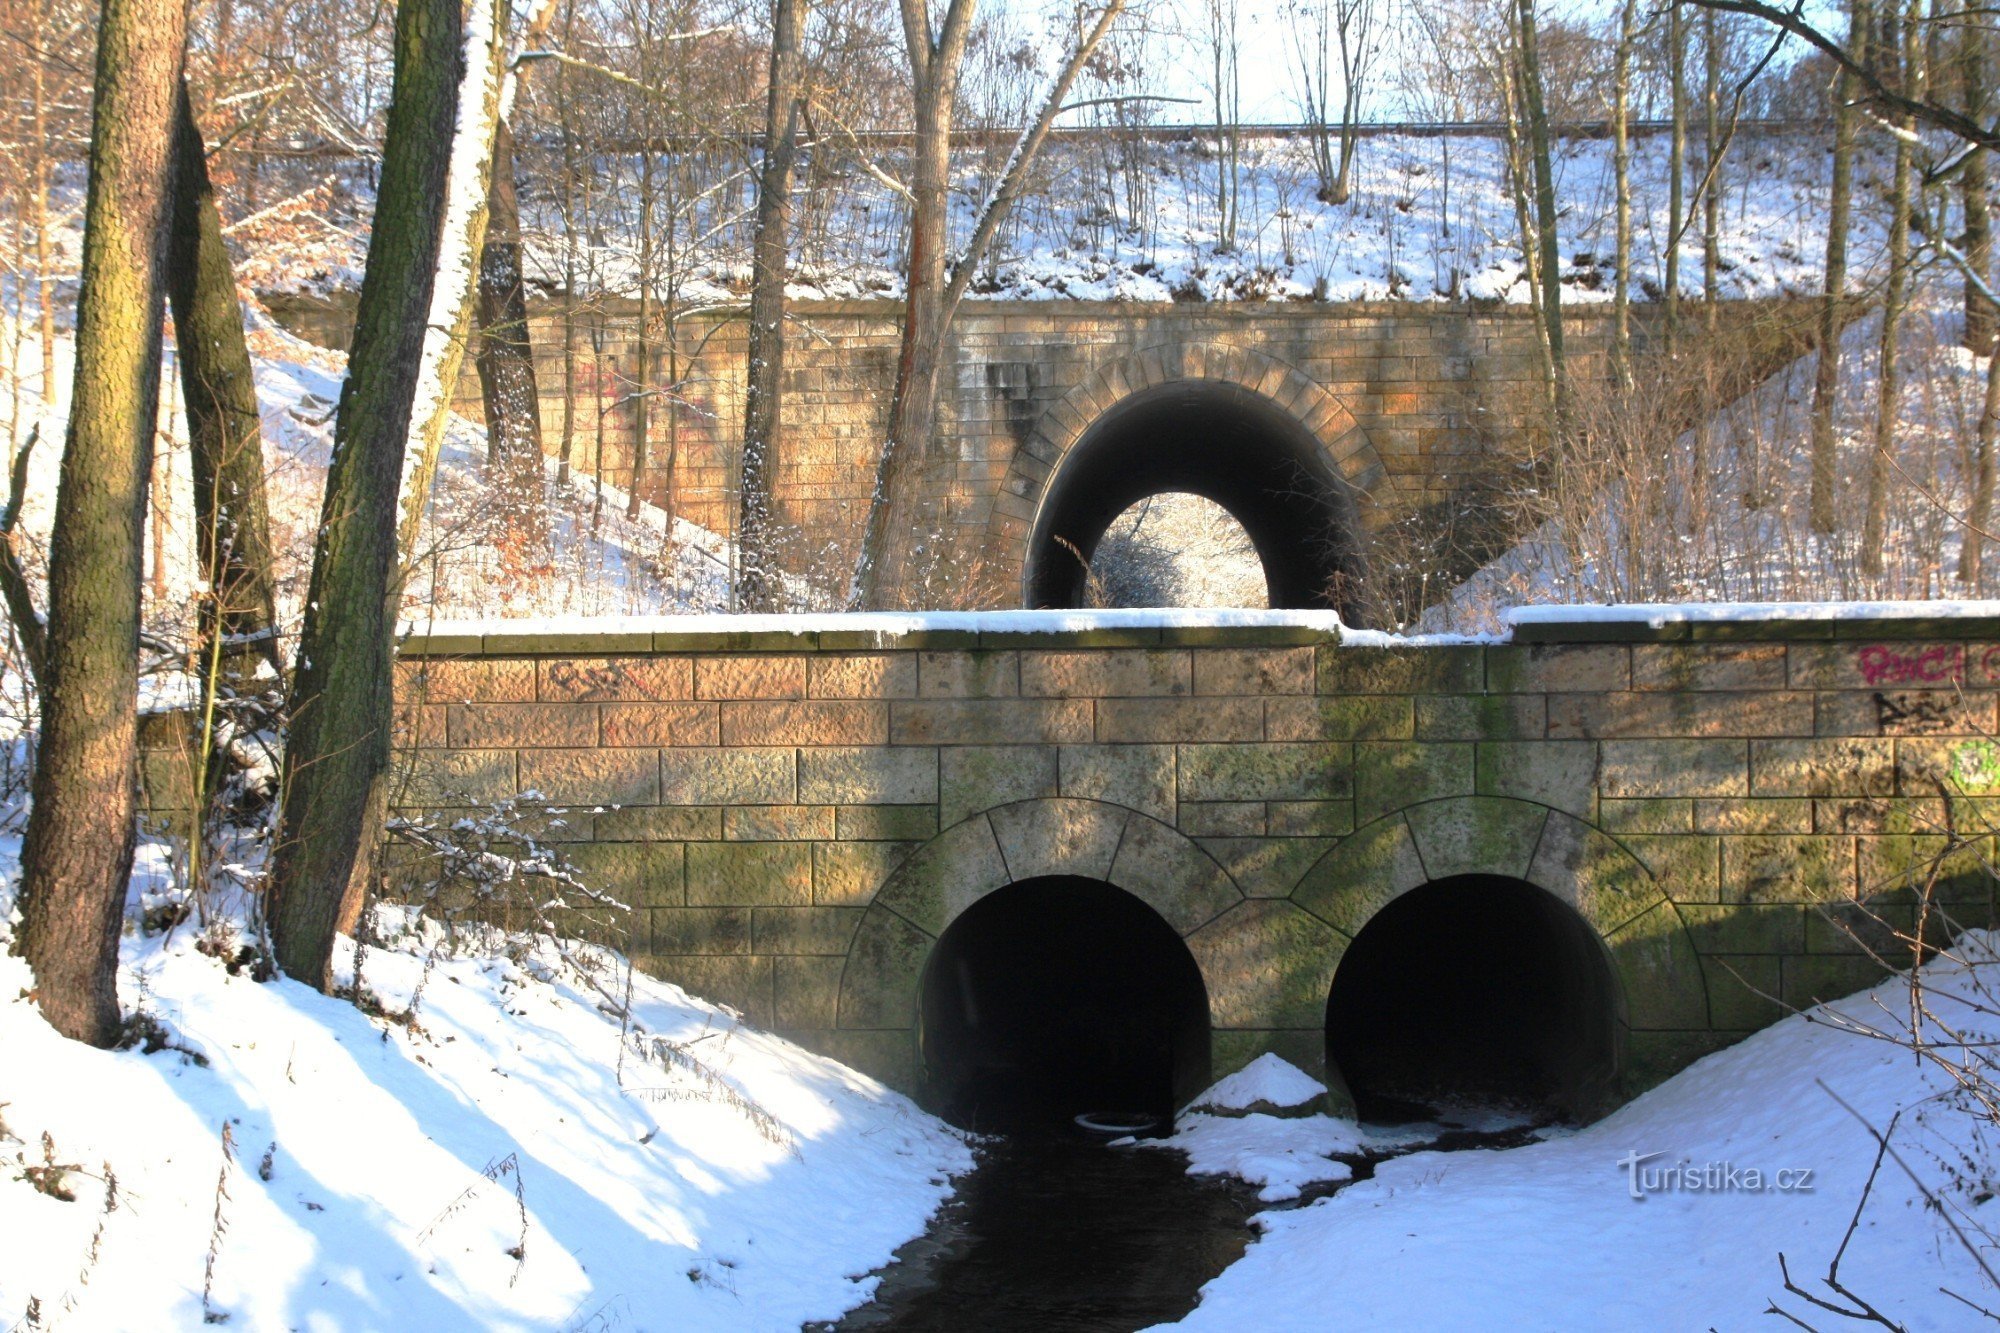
[1897,737,2000,796]
[1266,695,1414,741]
[1749,738,1897,797]
[1292,814,1427,934]
[1486,645,1629,693]
[1528,813,1664,933]
[751,907,865,955]
[1021,649,1190,697]
[988,798,1128,884]
[693,655,808,700]
[875,815,1012,935]
[1415,694,1546,741]
[1265,801,1353,836]
[721,700,888,746]
[447,702,597,749]
[517,747,658,805]
[1179,801,1267,836]
[565,841,684,906]
[1180,742,1351,802]
[917,650,1019,697]
[813,841,916,906]
[836,906,933,1028]
[658,748,795,805]
[645,955,775,1025]
[940,745,1058,825]
[1107,815,1243,933]
[1815,690,1996,737]
[1188,899,1346,1029]
[1317,646,1481,695]
[1694,799,1813,834]
[1721,835,1856,904]
[398,749,517,804]
[1354,742,1473,821]
[647,906,749,954]
[892,698,1093,745]
[541,656,693,702]
[600,703,719,747]
[798,746,939,805]
[420,658,536,703]
[1604,902,1709,1029]
[1547,691,1812,739]
[1196,838,1335,899]
[773,956,845,1028]
[1193,647,1316,696]
[723,805,837,841]
[685,841,813,906]
[1702,954,1787,1030]
[1405,796,1548,882]
[835,804,938,841]
[1096,697,1263,743]
[593,806,721,840]
[1598,798,1694,833]
[808,654,918,699]
[1059,744,1176,821]
[1599,740,1747,798]
[1631,644,1787,692]
[1474,741,1596,817]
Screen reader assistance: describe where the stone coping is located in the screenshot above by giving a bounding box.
[395,602,2000,656]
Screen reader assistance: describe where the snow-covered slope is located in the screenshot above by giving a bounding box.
[1160,942,2000,1330]
[0,842,971,1332]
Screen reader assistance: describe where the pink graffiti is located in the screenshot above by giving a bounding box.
[1856,644,1965,687]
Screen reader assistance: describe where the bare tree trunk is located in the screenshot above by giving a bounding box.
[169,80,280,680]
[1667,0,1687,356]
[1961,328,2000,586]
[267,0,462,990]
[1701,7,1722,334]
[1611,0,1636,387]
[1516,0,1564,424]
[628,152,655,520]
[738,0,807,613]
[1959,6,1995,354]
[1812,0,1864,534]
[16,0,186,1046]
[1863,0,1919,578]
[30,0,56,400]
[474,117,548,550]
[852,0,1127,609]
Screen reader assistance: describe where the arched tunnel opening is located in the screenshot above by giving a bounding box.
[1326,875,1623,1125]
[918,876,1211,1134]
[1024,380,1371,619]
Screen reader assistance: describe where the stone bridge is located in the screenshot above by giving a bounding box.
[205,606,1995,1125]
[268,295,1818,615]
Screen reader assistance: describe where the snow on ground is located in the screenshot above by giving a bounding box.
[0,842,972,1332]
[1154,944,2000,1330]
[235,129,1880,311]
[1185,1052,1328,1114]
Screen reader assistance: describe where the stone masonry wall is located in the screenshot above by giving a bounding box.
[138,611,1993,1112]
[262,296,1818,606]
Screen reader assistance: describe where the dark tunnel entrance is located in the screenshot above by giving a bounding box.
[1023,380,1371,619]
[918,877,1211,1134]
[1325,875,1623,1125]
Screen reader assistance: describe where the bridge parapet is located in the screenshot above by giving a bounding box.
[149,606,2000,1116]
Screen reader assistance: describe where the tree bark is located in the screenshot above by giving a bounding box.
[1516,0,1564,424]
[738,0,807,613]
[267,0,462,990]
[1701,7,1723,334]
[1862,0,1919,579]
[169,80,281,681]
[1959,8,1995,354]
[1611,0,1636,387]
[1961,327,2000,587]
[1667,0,1687,355]
[473,117,548,552]
[1811,0,1864,534]
[853,0,1127,608]
[15,0,186,1046]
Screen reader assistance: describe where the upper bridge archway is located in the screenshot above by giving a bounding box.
[992,343,1384,621]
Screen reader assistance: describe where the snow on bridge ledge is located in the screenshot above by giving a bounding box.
[394,601,2000,656]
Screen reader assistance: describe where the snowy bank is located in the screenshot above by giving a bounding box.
[0,846,971,1332]
[1157,944,2000,1330]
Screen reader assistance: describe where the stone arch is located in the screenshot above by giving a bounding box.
[834,798,1247,1036]
[981,342,1387,615]
[1291,796,1710,1109]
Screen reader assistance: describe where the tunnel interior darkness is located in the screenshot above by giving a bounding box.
[1325,875,1623,1124]
[918,877,1211,1134]
[1024,380,1370,618]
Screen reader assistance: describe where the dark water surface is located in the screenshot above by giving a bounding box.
[824,1130,1284,1333]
